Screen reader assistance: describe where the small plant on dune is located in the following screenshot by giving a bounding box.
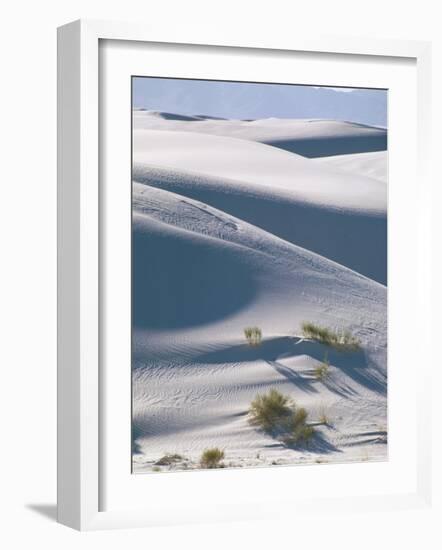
[289,424,315,445]
[302,321,334,344]
[154,453,184,466]
[284,407,315,445]
[314,352,330,381]
[249,389,293,431]
[249,389,315,446]
[334,330,361,352]
[301,322,361,352]
[244,326,262,346]
[200,448,225,469]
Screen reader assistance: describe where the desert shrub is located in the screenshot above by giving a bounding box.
[244,326,262,346]
[314,352,330,380]
[284,407,315,445]
[288,424,315,444]
[249,389,315,446]
[335,330,361,351]
[200,448,225,469]
[154,453,183,466]
[291,406,308,427]
[249,389,292,431]
[301,322,334,344]
[301,322,361,351]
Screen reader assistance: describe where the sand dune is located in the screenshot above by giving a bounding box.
[134,110,387,158]
[133,183,385,330]
[133,130,387,284]
[131,114,388,473]
[133,130,386,211]
[132,184,387,472]
[315,151,388,183]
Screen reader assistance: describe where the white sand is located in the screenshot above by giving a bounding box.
[133,110,387,158]
[315,151,388,183]
[131,113,387,473]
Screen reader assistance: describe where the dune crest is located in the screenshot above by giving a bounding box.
[133,111,387,158]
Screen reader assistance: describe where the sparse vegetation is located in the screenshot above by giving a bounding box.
[287,424,315,445]
[152,466,161,472]
[200,447,225,469]
[244,326,262,346]
[291,406,308,427]
[301,322,361,351]
[284,407,315,445]
[249,389,292,431]
[314,352,330,380]
[249,389,315,446]
[154,453,183,466]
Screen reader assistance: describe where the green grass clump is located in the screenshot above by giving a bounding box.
[249,389,315,446]
[154,453,183,466]
[314,352,330,381]
[249,389,292,431]
[244,326,262,346]
[301,322,361,352]
[318,405,331,426]
[200,448,225,469]
[284,407,315,445]
[302,322,334,343]
[288,424,315,445]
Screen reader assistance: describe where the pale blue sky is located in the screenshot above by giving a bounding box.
[132,77,387,128]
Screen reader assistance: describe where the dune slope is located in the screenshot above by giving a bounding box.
[131,114,388,473]
[133,111,387,158]
[132,184,387,472]
[133,130,387,284]
[315,151,388,183]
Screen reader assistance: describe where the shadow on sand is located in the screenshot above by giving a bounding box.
[132,423,144,455]
[194,336,386,395]
[136,165,387,284]
[288,431,341,454]
[132,221,259,329]
[267,133,387,158]
[262,428,341,455]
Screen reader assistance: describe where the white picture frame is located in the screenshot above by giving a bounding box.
[57,19,433,531]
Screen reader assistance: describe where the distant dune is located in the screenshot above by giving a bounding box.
[133,110,387,158]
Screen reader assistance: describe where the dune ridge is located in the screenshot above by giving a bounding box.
[134,110,387,158]
[134,164,387,284]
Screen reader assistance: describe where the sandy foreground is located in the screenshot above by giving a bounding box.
[131,111,388,473]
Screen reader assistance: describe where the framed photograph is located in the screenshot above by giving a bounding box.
[57,19,432,530]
